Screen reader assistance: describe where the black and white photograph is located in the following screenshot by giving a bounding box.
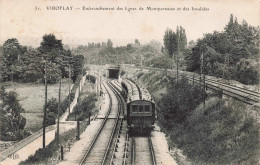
[0,0,259,164]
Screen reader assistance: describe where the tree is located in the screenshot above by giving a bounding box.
[163,28,177,58]
[107,39,113,48]
[127,44,133,51]
[38,34,69,84]
[159,78,204,129]
[39,34,63,54]
[0,88,27,141]
[2,38,24,66]
[58,49,73,78]
[71,55,84,82]
[178,26,187,54]
[163,27,187,60]
[18,49,43,83]
[2,38,26,81]
[2,91,25,117]
[0,46,9,81]
[101,42,106,47]
[235,58,259,85]
[185,14,259,85]
[135,39,140,45]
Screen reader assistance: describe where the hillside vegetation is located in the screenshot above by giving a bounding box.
[72,39,164,67]
[184,14,259,85]
[129,69,259,164]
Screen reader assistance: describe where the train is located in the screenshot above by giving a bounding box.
[121,78,155,135]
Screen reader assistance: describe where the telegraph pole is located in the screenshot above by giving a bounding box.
[202,52,206,107]
[11,62,14,87]
[177,59,179,83]
[68,65,71,114]
[200,53,202,84]
[177,32,180,83]
[56,74,61,144]
[43,59,47,148]
[99,69,102,96]
[75,85,80,121]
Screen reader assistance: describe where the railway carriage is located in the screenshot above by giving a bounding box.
[121,79,155,135]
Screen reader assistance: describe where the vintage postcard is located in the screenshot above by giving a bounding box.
[0,0,259,164]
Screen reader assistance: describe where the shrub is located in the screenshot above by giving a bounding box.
[68,93,97,121]
[22,147,53,163]
[0,88,28,141]
[158,77,204,129]
[46,112,56,126]
[234,58,259,85]
[46,98,58,114]
[175,98,259,164]
[43,75,82,126]
[86,75,96,83]
[20,121,89,164]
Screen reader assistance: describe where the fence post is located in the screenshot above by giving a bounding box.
[61,145,64,160]
[76,120,80,140]
[89,112,91,124]
[192,74,194,86]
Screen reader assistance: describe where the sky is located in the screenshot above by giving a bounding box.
[0,0,259,47]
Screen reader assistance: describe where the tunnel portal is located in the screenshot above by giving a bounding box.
[108,69,119,79]
[105,64,121,79]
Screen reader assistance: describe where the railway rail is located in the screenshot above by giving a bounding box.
[122,133,130,165]
[131,136,157,165]
[79,81,123,165]
[176,72,260,105]
[108,81,131,165]
[127,66,260,105]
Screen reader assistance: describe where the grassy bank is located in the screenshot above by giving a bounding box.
[19,121,89,165]
[129,69,259,164]
[4,80,70,132]
[20,76,100,164]
[67,80,98,121]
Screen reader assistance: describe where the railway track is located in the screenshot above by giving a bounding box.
[108,81,131,165]
[127,66,260,105]
[114,78,157,165]
[79,81,123,165]
[176,72,260,105]
[131,136,156,165]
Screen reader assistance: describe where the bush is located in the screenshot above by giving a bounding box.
[46,98,58,114]
[68,93,97,121]
[234,58,259,85]
[158,77,204,129]
[86,75,96,84]
[141,69,259,164]
[46,112,56,126]
[22,147,53,163]
[20,121,89,164]
[0,88,28,141]
[172,97,259,164]
[44,75,82,127]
